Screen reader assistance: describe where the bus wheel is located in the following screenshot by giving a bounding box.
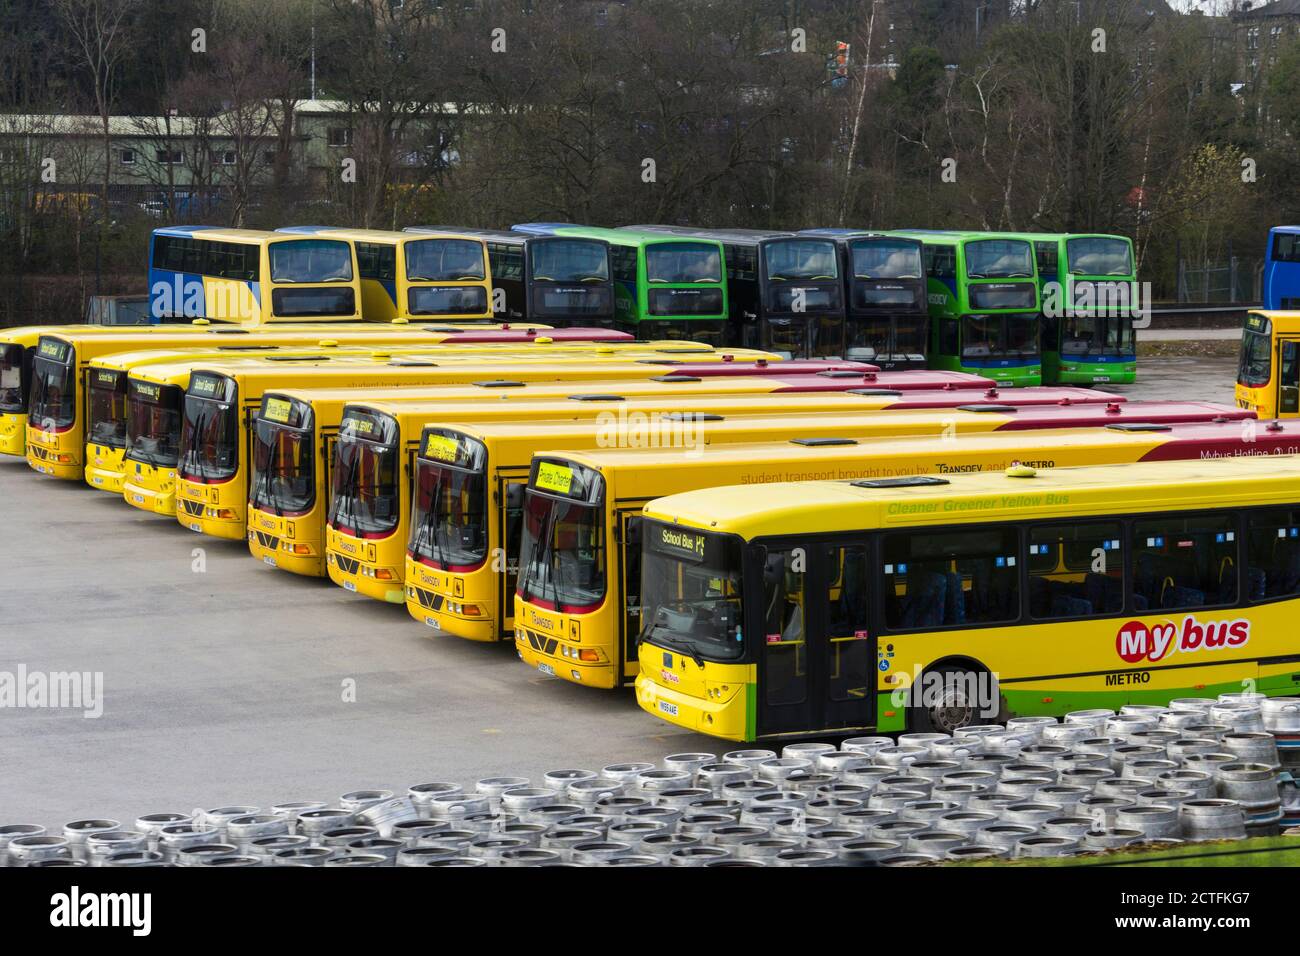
[908,664,987,735]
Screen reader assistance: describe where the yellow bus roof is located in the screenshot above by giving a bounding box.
[642,455,1300,538]
[88,339,739,371]
[287,227,482,246]
[539,420,1286,505]
[124,351,780,389]
[261,387,957,421]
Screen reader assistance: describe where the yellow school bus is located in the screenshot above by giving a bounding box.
[634,454,1300,742]
[276,227,495,322]
[252,380,1129,581]
[159,347,783,536]
[1235,311,1300,419]
[23,323,629,479]
[514,407,1271,691]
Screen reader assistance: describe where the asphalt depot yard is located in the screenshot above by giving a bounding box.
[0,357,1239,827]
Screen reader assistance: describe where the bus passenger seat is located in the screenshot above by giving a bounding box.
[1246,567,1267,601]
[1050,593,1092,618]
[900,571,946,629]
[943,571,965,625]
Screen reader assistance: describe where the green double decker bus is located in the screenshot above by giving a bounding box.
[1027,232,1138,386]
[512,224,730,343]
[896,231,1042,387]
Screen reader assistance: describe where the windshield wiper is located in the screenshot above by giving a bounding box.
[413,468,446,564]
[332,445,362,530]
[182,404,212,482]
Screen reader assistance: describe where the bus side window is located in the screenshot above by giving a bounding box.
[1280,340,1299,414]
[1132,514,1237,612]
[883,528,1019,630]
[1246,509,1300,601]
[1027,522,1123,620]
[762,551,806,707]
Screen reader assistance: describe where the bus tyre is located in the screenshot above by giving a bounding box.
[908,664,991,735]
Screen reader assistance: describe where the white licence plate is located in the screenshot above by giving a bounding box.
[658,700,679,717]
[424,616,441,630]
[1094,376,1111,383]
[537,662,555,677]
[92,477,104,485]
[263,555,277,567]
[189,523,201,532]
[132,494,144,504]
[343,580,357,592]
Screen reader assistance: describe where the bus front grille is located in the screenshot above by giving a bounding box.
[519,628,558,657]
[180,499,205,517]
[254,531,280,551]
[333,554,360,575]
[411,587,444,611]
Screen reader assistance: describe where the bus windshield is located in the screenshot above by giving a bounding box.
[178,393,239,482]
[250,418,314,516]
[0,343,27,414]
[405,238,486,282]
[765,240,839,282]
[851,239,924,280]
[1066,237,1133,277]
[1238,328,1272,388]
[127,383,183,466]
[530,240,609,283]
[88,370,128,447]
[962,314,1040,361]
[640,524,745,662]
[329,417,399,537]
[407,442,489,569]
[517,486,606,612]
[646,243,722,283]
[1060,315,1135,357]
[964,240,1035,279]
[269,239,353,283]
[29,353,76,430]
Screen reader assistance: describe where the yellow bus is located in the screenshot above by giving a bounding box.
[148,227,367,323]
[1235,310,1300,419]
[633,454,1300,742]
[81,336,743,493]
[276,227,495,322]
[402,399,1153,643]
[157,347,782,535]
[250,381,1127,580]
[513,406,1264,691]
[24,323,628,479]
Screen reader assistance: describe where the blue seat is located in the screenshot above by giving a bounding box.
[1050,593,1093,618]
[900,571,946,629]
[943,572,966,625]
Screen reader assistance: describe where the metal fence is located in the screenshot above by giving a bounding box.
[1176,257,1264,304]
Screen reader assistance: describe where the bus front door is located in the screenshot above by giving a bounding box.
[756,544,875,738]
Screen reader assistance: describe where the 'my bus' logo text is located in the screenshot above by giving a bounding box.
[1115,617,1249,664]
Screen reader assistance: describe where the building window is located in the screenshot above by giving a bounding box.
[262,150,279,165]
[214,150,237,166]
[1247,26,1259,50]
[327,127,352,148]
[156,149,183,165]
[1270,26,1283,44]
[119,148,136,166]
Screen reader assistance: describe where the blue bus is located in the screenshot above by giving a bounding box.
[1264,226,1300,311]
